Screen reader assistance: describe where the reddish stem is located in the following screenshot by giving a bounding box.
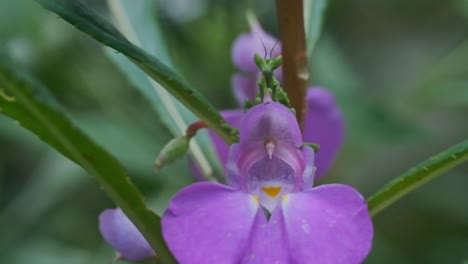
[186,121,208,138]
[275,0,309,129]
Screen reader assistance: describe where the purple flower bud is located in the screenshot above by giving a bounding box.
[231,23,281,73]
[99,208,155,261]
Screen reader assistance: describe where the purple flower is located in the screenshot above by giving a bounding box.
[196,23,344,180]
[99,22,347,263]
[162,98,373,263]
[202,87,344,179]
[99,208,155,261]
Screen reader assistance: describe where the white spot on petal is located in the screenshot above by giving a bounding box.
[265,142,275,159]
[301,220,311,234]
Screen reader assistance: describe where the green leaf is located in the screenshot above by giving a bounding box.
[0,66,176,263]
[367,139,468,217]
[34,0,238,145]
[104,0,224,180]
[304,0,329,58]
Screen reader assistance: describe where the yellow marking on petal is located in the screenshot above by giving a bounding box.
[281,194,289,202]
[262,186,282,198]
[252,195,260,203]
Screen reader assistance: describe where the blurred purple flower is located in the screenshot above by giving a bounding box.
[162,98,373,263]
[230,21,283,105]
[99,208,155,261]
[231,22,281,73]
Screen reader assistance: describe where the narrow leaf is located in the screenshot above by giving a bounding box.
[35,0,238,145]
[105,0,224,180]
[304,0,329,58]
[0,66,176,263]
[367,140,468,217]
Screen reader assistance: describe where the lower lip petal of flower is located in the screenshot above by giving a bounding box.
[161,182,267,264]
[280,184,374,264]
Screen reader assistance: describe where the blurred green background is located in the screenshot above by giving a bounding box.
[0,0,467,263]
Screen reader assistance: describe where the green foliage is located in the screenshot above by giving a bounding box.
[1,1,468,263]
[35,0,238,145]
[368,139,468,217]
[304,0,328,58]
[0,66,176,263]
[104,0,224,181]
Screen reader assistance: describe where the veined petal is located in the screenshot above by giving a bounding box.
[281,184,373,264]
[99,208,155,261]
[162,182,265,264]
[303,87,345,178]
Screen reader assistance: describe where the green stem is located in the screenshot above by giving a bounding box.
[275,0,309,129]
[367,139,468,217]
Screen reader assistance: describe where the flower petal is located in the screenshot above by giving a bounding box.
[162,182,265,264]
[231,73,259,104]
[226,143,242,188]
[208,109,243,166]
[241,206,288,264]
[303,87,345,178]
[99,208,155,261]
[231,69,283,106]
[234,143,304,186]
[281,184,373,264]
[240,100,302,147]
[301,145,316,188]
